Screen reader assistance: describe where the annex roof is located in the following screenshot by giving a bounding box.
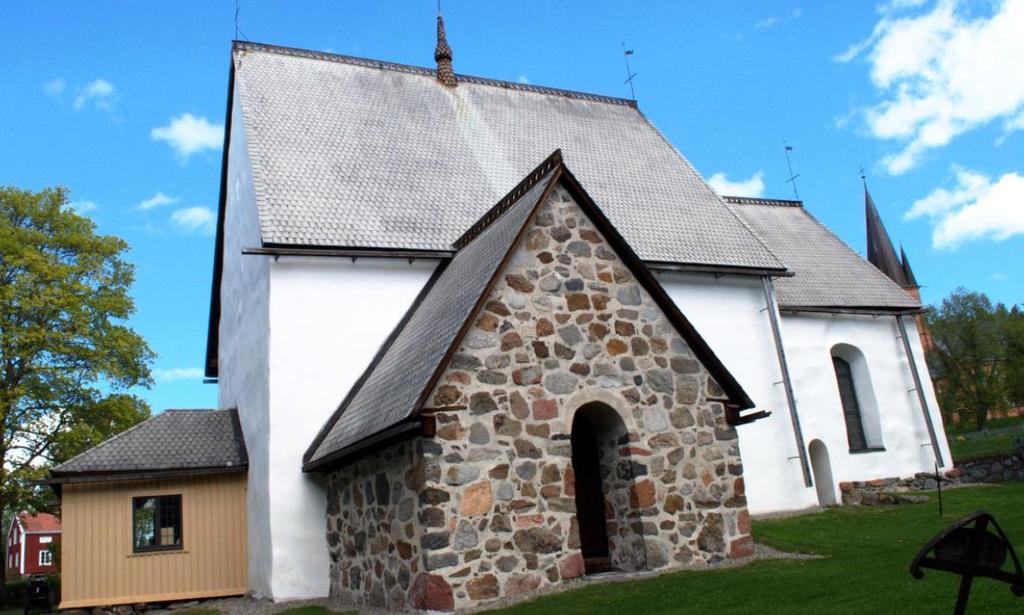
[229,41,785,271]
[725,197,920,311]
[18,512,60,533]
[50,409,248,482]
[304,152,756,471]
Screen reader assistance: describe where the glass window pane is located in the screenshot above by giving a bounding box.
[133,497,157,549]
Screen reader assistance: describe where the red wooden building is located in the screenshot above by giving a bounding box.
[6,512,60,577]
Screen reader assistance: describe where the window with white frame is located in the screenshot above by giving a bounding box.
[39,550,52,566]
[39,536,52,544]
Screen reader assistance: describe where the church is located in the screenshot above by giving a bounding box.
[94,15,949,611]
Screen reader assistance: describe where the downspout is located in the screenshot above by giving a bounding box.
[896,314,944,467]
[761,277,813,487]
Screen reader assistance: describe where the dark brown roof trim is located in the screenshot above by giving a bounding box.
[555,164,755,410]
[779,305,925,316]
[44,465,247,486]
[307,153,760,471]
[454,150,564,249]
[723,196,804,208]
[243,246,455,260]
[302,420,423,475]
[234,41,637,107]
[645,261,793,278]
[205,55,237,380]
[304,158,563,473]
[302,260,451,470]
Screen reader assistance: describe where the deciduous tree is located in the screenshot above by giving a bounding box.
[0,186,152,587]
[927,288,1006,431]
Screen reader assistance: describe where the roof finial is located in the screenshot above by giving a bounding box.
[434,6,457,87]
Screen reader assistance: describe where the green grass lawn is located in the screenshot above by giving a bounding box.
[949,428,1024,462]
[485,483,1024,614]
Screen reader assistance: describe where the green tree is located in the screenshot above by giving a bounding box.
[926,288,1006,431]
[0,186,152,582]
[1003,305,1024,410]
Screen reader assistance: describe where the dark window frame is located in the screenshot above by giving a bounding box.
[132,494,183,553]
[832,356,869,452]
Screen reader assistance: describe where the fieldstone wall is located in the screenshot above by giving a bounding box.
[324,184,751,611]
[839,451,1024,506]
[324,438,437,610]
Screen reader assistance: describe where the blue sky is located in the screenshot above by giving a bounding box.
[1,1,1021,413]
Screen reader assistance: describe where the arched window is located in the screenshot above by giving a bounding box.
[832,356,866,450]
[831,344,884,452]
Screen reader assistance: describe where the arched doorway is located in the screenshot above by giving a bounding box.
[808,440,837,506]
[571,402,630,574]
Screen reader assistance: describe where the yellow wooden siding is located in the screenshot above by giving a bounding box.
[60,473,247,609]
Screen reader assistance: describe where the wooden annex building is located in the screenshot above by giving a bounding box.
[45,409,249,609]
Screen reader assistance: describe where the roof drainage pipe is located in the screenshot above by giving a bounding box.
[896,315,944,468]
[761,276,813,487]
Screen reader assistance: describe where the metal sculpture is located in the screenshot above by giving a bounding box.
[910,510,1024,614]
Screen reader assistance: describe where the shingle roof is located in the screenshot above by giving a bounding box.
[18,512,60,533]
[230,41,785,271]
[725,197,920,310]
[51,409,247,478]
[305,153,757,470]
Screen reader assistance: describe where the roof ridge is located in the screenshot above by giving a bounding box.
[162,408,221,413]
[723,196,804,208]
[232,40,638,108]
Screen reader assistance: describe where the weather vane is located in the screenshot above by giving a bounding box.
[783,141,800,200]
[622,43,637,101]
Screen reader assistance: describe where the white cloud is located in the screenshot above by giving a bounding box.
[706,171,766,198]
[69,200,98,214]
[170,206,216,235]
[754,8,802,30]
[151,113,224,160]
[907,167,1024,248]
[988,272,1008,281]
[153,367,204,382]
[74,78,116,111]
[42,78,65,99]
[838,0,1024,175]
[137,192,179,211]
[517,75,530,84]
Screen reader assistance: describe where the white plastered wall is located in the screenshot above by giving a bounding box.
[780,312,951,505]
[657,272,818,513]
[217,88,273,596]
[265,256,438,599]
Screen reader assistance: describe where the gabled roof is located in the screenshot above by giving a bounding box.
[49,409,247,483]
[18,512,60,533]
[726,196,920,311]
[207,41,790,378]
[304,151,754,471]
[227,41,784,271]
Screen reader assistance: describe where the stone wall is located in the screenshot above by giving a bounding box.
[839,451,1024,506]
[324,438,435,610]
[324,184,751,611]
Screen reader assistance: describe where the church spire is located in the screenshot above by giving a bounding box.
[900,245,919,288]
[434,11,457,87]
[864,184,910,288]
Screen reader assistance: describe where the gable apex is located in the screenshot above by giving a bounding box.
[304,152,756,472]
